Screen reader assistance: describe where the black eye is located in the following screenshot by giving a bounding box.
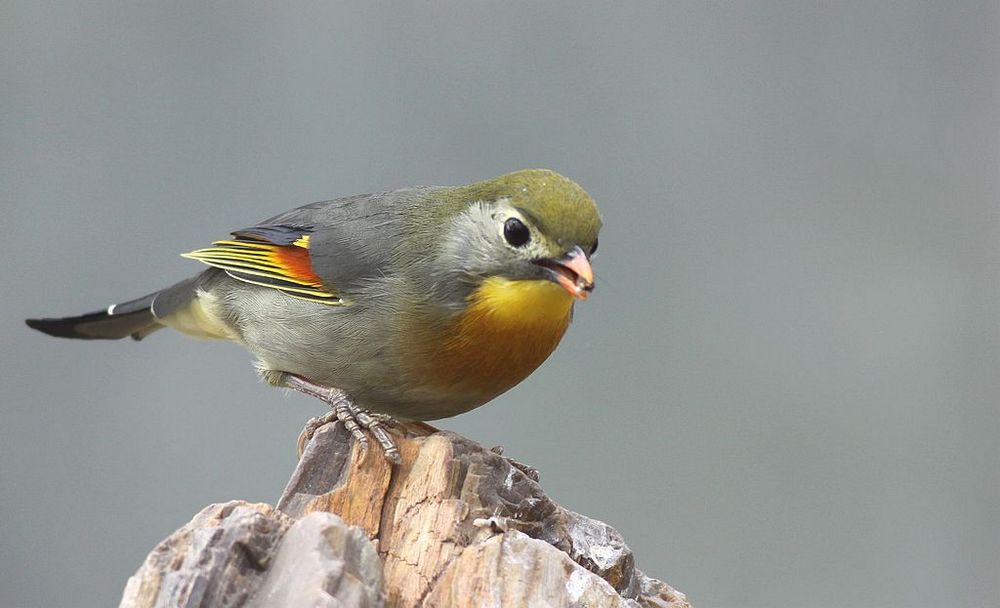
[503,217,531,247]
[589,237,598,255]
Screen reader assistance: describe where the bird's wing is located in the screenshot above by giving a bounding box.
[182,224,342,305]
[182,186,425,304]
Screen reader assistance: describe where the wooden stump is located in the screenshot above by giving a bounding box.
[120,422,690,608]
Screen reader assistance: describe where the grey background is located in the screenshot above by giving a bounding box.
[2,2,998,607]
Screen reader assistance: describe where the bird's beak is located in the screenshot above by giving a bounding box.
[533,245,595,300]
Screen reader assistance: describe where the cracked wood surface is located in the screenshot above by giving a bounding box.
[120,422,689,608]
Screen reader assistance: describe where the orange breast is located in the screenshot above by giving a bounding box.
[412,278,574,402]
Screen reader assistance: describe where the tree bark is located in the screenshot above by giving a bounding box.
[120,422,690,608]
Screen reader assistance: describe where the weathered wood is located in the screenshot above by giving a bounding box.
[120,422,689,608]
[119,502,384,608]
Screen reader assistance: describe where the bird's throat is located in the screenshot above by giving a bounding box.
[467,277,575,326]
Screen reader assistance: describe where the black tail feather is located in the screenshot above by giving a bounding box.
[27,275,205,341]
[25,310,160,340]
[26,293,161,341]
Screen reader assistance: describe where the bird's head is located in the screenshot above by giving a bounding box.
[429,169,601,307]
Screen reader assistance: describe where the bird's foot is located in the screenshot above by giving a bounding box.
[285,374,401,464]
[490,445,540,482]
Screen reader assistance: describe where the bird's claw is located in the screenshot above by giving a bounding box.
[297,410,338,456]
[352,408,401,463]
[287,375,401,464]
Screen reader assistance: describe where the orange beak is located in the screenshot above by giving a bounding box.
[533,245,595,300]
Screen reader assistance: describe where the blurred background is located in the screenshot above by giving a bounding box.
[2,2,998,607]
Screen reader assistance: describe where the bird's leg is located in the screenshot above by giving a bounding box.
[283,374,401,464]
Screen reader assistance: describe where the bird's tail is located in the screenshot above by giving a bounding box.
[25,276,201,341]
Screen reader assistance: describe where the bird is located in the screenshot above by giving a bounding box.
[26,169,601,463]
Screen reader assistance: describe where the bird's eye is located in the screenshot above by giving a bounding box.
[589,237,599,256]
[503,217,531,247]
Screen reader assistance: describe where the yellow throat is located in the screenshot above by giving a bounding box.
[468,276,575,327]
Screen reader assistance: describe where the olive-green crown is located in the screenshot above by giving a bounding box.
[457,169,601,250]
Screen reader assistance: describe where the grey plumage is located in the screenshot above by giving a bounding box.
[25,169,602,422]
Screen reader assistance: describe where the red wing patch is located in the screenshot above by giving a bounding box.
[182,235,341,304]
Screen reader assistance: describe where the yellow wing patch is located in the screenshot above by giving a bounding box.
[182,235,342,305]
